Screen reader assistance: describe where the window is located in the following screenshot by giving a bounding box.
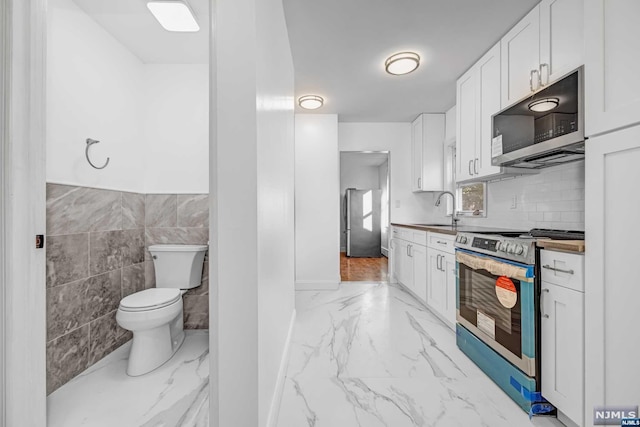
[457,182,486,217]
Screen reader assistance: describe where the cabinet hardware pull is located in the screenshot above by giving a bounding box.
[406,245,410,257]
[474,158,479,175]
[539,63,549,86]
[436,254,441,271]
[530,69,540,92]
[437,240,447,245]
[541,288,549,318]
[542,265,574,275]
[468,160,473,176]
[418,177,421,189]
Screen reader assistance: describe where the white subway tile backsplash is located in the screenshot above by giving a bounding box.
[459,161,585,231]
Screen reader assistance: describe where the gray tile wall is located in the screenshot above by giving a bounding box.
[46,184,209,394]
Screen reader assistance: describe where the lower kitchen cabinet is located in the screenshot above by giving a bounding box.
[391,227,427,300]
[540,249,584,426]
[426,233,456,329]
[411,243,427,301]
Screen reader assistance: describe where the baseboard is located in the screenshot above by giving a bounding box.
[295,280,340,290]
[266,309,296,427]
[381,247,389,257]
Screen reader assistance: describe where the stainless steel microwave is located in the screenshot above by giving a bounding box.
[491,67,584,169]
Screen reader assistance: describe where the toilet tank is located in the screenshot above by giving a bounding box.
[148,244,208,290]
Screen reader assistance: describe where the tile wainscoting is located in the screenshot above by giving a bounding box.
[46,183,209,394]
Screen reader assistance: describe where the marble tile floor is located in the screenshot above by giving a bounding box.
[276,282,564,427]
[47,330,209,427]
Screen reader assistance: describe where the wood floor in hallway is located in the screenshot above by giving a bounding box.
[340,252,388,282]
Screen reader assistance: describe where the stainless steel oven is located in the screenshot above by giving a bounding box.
[456,247,536,376]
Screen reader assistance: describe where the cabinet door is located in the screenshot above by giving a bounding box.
[411,115,424,192]
[421,114,445,192]
[456,69,477,182]
[411,244,427,302]
[476,42,502,178]
[426,250,445,315]
[442,253,457,328]
[539,0,584,85]
[400,242,414,290]
[585,0,640,136]
[541,282,584,425]
[500,5,541,107]
[585,125,640,426]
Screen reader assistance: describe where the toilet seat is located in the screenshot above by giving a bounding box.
[119,288,181,312]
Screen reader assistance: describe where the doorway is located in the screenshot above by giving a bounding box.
[339,151,390,282]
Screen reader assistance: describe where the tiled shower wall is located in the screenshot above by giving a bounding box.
[46,184,209,394]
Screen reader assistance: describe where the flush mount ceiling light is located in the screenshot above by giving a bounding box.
[298,95,324,110]
[385,52,420,75]
[528,97,560,112]
[147,1,200,32]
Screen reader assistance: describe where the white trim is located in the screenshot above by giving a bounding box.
[4,0,47,426]
[295,280,340,291]
[266,309,296,427]
[0,0,8,421]
[381,247,389,257]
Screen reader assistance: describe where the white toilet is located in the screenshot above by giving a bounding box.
[116,244,208,376]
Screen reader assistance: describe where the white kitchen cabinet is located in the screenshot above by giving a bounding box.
[457,42,517,183]
[585,124,640,426]
[585,0,640,136]
[539,0,584,85]
[540,250,584,427]
[500,5,541,107]
[391,227,427,302]
[411,243,427,301]
[411,113,445,192]
[425,233,456,329]
[501,0,584,108]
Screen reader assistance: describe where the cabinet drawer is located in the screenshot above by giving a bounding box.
[540,249,584,292]
[392,227,426,245]
[427,232,455,254]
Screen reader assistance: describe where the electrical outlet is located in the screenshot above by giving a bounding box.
[510,195,517,209]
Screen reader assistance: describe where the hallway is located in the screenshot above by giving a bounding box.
[276,283,562,427]
[340,253,389,282]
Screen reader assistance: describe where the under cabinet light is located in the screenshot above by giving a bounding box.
[147,1,200,32]
[528,98,559,113]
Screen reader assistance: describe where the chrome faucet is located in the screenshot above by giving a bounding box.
[435,191,458,228]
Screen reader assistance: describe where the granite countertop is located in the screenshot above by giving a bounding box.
[390,223,525,236]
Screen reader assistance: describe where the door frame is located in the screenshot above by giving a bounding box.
[2,0,48,425]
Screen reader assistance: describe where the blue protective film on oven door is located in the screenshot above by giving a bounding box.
[521,282,536,359]
[455,248,535,278]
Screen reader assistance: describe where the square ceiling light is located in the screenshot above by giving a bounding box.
[147,1,200,32]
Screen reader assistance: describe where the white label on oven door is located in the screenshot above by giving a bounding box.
[477,310,496,340]
[492,135,503,158]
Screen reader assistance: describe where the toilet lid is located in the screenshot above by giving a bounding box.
[119,288,181,312]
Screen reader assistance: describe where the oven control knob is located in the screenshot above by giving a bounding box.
[460,236,468,244]
[507,243,515,254]
[514,244,524,255]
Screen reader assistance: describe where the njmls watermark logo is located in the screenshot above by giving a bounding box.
[594,406,639,425]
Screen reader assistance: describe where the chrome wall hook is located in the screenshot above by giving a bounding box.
[85,138,110,169]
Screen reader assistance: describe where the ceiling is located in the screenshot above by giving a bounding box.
[72,0,209,64]
[341,152,389,169]
[283,0,539,122]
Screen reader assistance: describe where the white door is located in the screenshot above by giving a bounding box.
[476,42,502,178]
[456,70,477,182]
[411,243,427,302]
[541,283,584,425]
[539,0,584,85]
[500,5,541,107]
[585,0,640,136]
[585,124,640,426]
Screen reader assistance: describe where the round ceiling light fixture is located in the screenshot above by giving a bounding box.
[528,97,560,112]
[298,95,324,110]
[385,52,420,75]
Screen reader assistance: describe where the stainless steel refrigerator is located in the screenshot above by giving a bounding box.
[344,188,382,257]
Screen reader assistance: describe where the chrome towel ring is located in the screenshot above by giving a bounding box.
[85,138,110,169]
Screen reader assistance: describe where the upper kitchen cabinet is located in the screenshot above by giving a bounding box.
[411,113,445,192]
[501,0,584,108]
[585,0,640,136]
[456,43,504,182]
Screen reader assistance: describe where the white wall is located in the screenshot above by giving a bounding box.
[144,65,209,194]
[338,123,444,225]
[213,0,296,425]
[255,0,296,423]
[295,115,341,288]
[339,162,380,251]
[459,161,585,230]
[47,0,209,194]
[47,0,145,193]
